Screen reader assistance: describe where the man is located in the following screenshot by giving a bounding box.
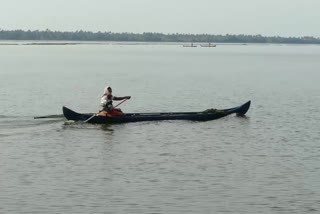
[100,86,131,116]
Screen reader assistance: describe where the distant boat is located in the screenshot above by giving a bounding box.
[200,43,216,47]
[183,43,197,47]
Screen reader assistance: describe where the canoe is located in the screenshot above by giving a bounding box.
[62,101,251,124]
[183,45,198,47]
[200,44,216,47]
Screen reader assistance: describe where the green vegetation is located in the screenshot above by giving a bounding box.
[0,29,319,44]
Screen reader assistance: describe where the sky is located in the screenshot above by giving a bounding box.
[0,0,319,37]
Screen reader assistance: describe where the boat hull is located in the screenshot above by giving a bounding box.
[63,101,251,124]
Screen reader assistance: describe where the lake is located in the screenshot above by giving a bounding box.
[0,42,319,213]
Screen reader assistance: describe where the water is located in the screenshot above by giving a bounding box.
[0,43,320,213]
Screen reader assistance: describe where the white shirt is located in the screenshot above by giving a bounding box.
[100,94,113,107]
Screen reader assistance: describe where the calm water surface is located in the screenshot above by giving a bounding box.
[0,43,320,213]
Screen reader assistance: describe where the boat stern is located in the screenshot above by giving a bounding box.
[236,100,251,116]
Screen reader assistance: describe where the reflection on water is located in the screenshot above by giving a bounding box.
[0,44,320,214]
[100,124,114,132]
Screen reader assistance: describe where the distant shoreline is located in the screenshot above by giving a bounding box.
[1,29,320,44]
[0,41,319,46]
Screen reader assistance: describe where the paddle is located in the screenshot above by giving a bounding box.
[112,98,128,109]
[84,113,97,123]
[84,98,128,123]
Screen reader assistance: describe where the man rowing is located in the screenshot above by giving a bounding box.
[100,86,131,117]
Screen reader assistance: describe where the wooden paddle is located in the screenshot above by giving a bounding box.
[112,98,128,110]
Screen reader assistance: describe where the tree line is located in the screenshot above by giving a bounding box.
[0,29,319,44]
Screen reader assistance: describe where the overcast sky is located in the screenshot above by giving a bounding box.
[0,0,319,37]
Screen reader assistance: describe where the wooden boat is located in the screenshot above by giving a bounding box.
[62,101,251,124]
[183,43,197,47]
[200,43,216,47]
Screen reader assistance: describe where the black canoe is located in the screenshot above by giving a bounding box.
[62,101,251,124]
